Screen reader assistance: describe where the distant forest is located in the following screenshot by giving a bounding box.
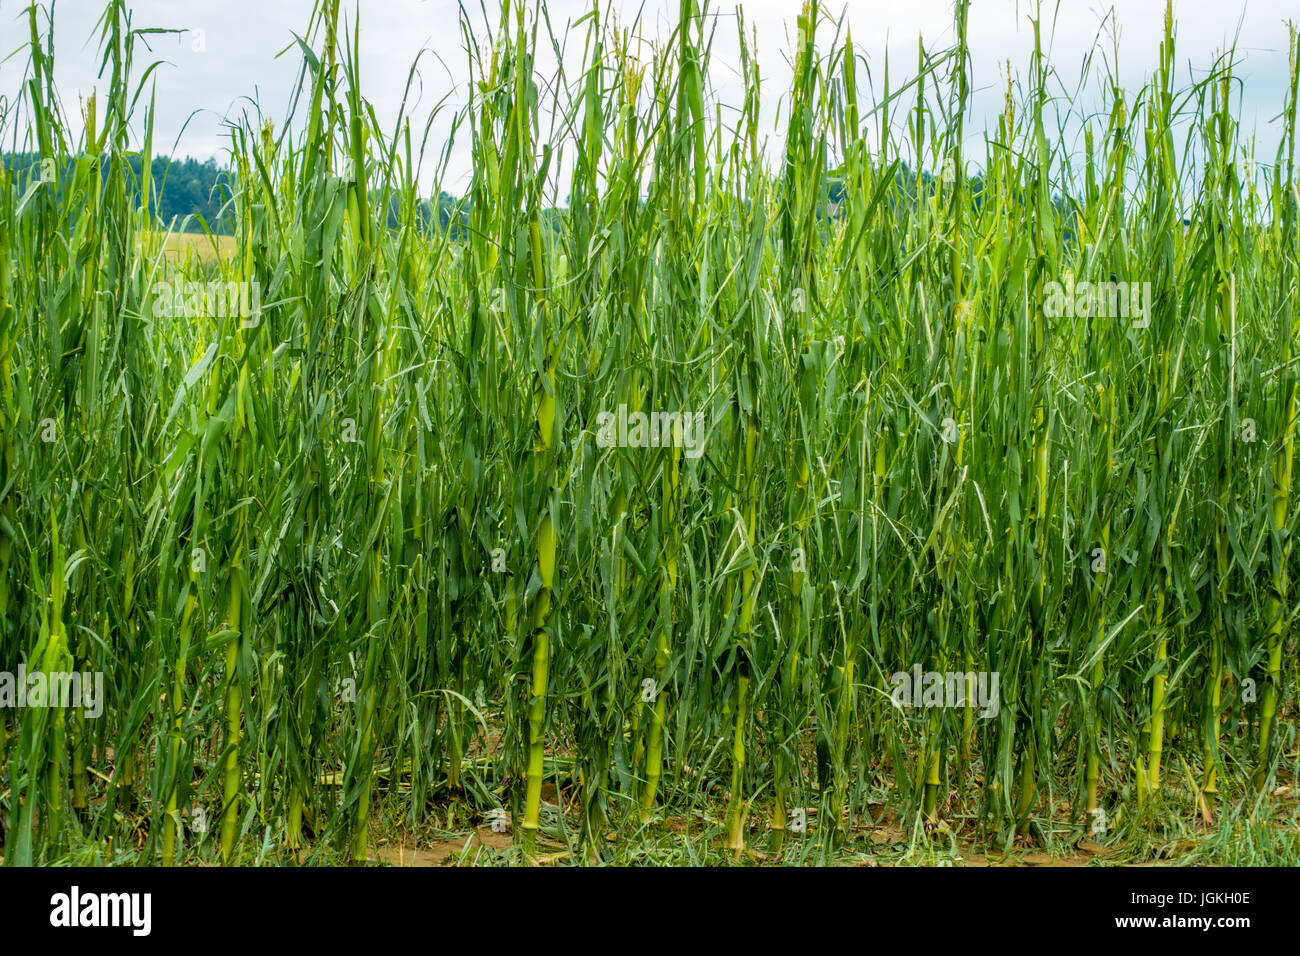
[0,152,479,237]
[2,153,234,232]
[2,152,1035,240]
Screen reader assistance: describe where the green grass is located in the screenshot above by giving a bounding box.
[0,0,1297,866]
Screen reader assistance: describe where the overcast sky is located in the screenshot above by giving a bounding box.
[1,0,1295,195]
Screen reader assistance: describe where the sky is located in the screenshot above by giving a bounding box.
[0,0,1295,195]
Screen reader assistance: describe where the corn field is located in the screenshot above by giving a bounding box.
[1,0,1298,866]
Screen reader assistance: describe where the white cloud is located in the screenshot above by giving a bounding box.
[1,0,1294,193]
